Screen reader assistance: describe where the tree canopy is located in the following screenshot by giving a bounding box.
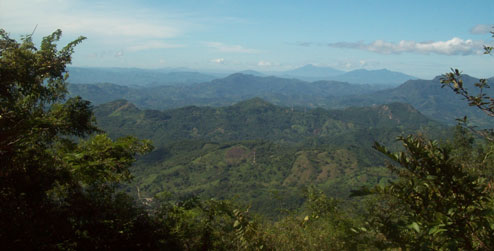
[0,29,158,250]
[350,30,494,250]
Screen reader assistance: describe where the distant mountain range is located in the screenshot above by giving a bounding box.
[330,68,418,86]
[274,64,418,86]
[237,70,266,77]
[278,64,344,80]
[68,73,386,109]
[69,72,494,126]
[331,75,494,127]
[67,65,418,87]
[67,67,218,86]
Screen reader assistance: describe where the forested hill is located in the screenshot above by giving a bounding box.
[333,75,494,126]
[95,98,444,147]
[71,73,494,127]
[94,99,448,215]
[329,68,418,86]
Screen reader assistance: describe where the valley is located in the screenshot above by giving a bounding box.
[93,96,448,215]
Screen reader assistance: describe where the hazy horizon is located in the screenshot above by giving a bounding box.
[1,0,493,79]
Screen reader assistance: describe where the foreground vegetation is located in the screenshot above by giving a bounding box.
[2,29,494,250]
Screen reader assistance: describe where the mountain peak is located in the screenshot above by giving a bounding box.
[238,70,266,77]
[233,97,274,108]
[334,68,418,85]
[282,64,344,79]
[224,73,257,79]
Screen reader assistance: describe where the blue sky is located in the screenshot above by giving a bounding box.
[1,0,493,78]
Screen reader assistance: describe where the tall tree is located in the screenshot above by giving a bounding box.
[0,29,158,250]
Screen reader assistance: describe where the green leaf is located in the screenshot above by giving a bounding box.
[428,224,446,236]
[408,222,420,233]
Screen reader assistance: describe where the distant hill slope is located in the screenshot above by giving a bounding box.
[280,64,344,80]
[95,98,444,147]
[237,70,267,77]
[333,75,494,126]
[94,98,448,215]
[70,72,494,126]
[67,66,418,87]
[67,67,217,86]
[69,73,385,109]
[331,69,418,86]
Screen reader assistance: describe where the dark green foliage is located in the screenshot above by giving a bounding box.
[94,98,445,148]
[262,187,375,250]
[349,32,494,250]
[92,98,447,215]
[0,29,162,250]
[356,136,494,250]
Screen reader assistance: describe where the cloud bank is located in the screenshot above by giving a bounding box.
[327,37,484,55]
[296,38,487,56]
[325,38,485,55]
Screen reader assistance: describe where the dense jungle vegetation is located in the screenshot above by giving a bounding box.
[1,29,494,250]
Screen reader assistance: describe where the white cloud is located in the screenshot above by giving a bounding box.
[327,37,485,55]
[257,60,272,67]
[210,58,225,64]
[205,42,259,54]
[0,0,182,39]
[470,24,494,35]
[127,41,184,51]
[114,50,124,57]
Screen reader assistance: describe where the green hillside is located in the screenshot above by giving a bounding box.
[71,73,494,127]
[334,75,494,126]
[95,98,444,147]
[94,98,448,215]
